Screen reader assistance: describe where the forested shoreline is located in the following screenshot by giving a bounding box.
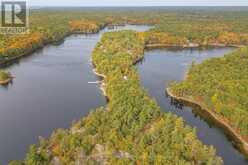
[169,47,248,156]
[10,30,222,165]
[2,8,248,66]
[2,7,248,164]
[0,70,12,85]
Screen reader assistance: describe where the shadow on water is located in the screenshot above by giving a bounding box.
[167,92,248,159]
[0,48,44,69]
[0,79,14,89]
[137,48,248,165]
[0,25,151,165]
[168,94,234,141]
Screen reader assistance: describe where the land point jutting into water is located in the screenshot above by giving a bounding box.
[0,6,248,165]
[0,70,12,85]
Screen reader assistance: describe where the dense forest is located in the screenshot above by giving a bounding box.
[169,47,248,139]
[1,8,248,65]
[10,30,222,165]
[2,7,248,164]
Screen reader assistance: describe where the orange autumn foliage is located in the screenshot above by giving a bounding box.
[217,32,240,45]
[8,32,44,50]
[0,48,4,54]
[145,32,187,46]
[0,32,44,58]
[69,20,100,34]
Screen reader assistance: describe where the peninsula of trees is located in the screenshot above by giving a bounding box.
[11,30,222,165]
[3,7,248,164]
[169,47,248,153]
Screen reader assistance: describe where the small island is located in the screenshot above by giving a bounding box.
[0,70,12,85]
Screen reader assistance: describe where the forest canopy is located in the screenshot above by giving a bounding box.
[3,7,248,164]
[170,47,248,137]
[11,30,223,165]
[1,8,248,65]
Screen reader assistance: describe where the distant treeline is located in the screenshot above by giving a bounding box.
[10,30,222,165]
[5,8,248,164]
[1,8,248,64]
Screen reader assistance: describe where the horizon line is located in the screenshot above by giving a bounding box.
[30,5,248,7]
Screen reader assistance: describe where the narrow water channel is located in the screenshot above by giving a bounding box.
[0,25,150,164]
[1,25,247,164]
[137,48,248,165]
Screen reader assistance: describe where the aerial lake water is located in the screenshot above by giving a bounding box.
[0,25,150,164]
[0,25,247,164]
[137,48,248,165]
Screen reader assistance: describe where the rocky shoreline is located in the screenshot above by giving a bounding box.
[145,43,244,49]
[92,69,107,97]
[0,78,12,85]
[166,88,248,158]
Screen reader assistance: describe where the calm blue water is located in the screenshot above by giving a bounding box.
[137,48,248,165]
[1,25,247,164]
[0,25,150,164]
